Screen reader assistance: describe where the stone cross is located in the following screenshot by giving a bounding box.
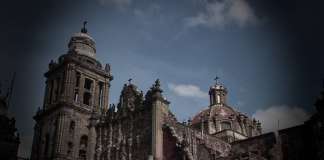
[81,21,88,33]
[128,78,132,84]
[214,76,220,84]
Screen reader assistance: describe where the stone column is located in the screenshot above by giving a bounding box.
[108,122,113,159]
[94,126,102,160]
[53,112,67,160]
[88,115,97,160]
[91,79,96,108]
[103,80,110,110]
[65,64,75,103]
[152,101,165,160]
[94,81,99,111]
[79,74,85,105]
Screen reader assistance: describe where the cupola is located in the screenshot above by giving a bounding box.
[209,77,227,106]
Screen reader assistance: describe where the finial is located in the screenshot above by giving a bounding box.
[81,21,88,33]
[214,76,220,85]
[154,79,161,88]
[105,63,111,73]
[128,78,132,85]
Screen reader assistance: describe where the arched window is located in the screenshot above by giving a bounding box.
[84,78,92,90]
[221,121,231,130]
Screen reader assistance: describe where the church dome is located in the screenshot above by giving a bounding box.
[191,105,237,126]
[68,22,96,58]
[190,79,262,138]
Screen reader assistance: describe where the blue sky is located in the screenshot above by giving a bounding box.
[1,0,323,157]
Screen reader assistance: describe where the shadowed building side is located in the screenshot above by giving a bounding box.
[0,76,20,160]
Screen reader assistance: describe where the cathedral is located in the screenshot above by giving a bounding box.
[30,24,324,160]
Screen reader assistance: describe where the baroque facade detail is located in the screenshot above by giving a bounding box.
[30,24,324,160]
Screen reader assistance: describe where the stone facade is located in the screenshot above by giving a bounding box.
[30,25,112,160]
[30,25,324,160]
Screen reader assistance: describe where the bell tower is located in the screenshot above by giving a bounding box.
[31,22,113,160]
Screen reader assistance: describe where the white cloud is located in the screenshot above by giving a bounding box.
[253,105,311,133]
[168,83,208,99]
[185,0,258,28]
[98,0,132,9]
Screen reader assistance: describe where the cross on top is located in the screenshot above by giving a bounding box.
[214,76,220,84]
[83,21,87,28]
[128,78,132,84]
[81,21,88,33]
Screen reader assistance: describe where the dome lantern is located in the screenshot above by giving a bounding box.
[209,76,227,106]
